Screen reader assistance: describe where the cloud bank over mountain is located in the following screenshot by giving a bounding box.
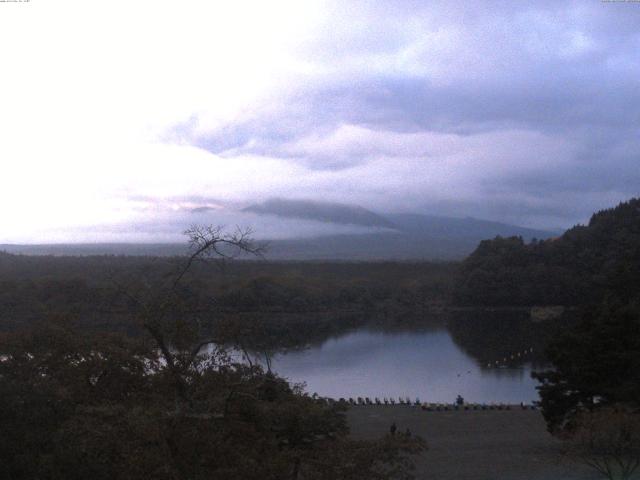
[1,198,558,260]
[1,1,638,242]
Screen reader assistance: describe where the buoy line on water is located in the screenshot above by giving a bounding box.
[485,347,535,369]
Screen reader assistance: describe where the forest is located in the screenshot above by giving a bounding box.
[0,228,430,479]
[0,252,455,349]
[453,198,640,307]
[1,200,639,478]
[454,199,640,449]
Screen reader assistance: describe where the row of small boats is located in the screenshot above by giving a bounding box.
[315,396,537,410]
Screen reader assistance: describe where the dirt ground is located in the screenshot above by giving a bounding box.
[347,406,601,480]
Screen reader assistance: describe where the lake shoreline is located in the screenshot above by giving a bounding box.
[272,328,542,404]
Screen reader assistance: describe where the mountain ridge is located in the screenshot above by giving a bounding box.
[244,198,556,240]
[453,197,640,306]
[243,198,396,229]
[2,198,559,260]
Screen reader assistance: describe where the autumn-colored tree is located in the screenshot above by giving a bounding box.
[0,226,426,479]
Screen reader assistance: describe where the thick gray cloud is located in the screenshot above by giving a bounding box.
[167,0,640,229]
[3,1,639,243]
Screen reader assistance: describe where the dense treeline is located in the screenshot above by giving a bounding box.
[453,198,640,307]
[534,299,640,432]
[0,253,455,348]
[0,309,425,480]
[0,229,426,479]
[453,198,640,435]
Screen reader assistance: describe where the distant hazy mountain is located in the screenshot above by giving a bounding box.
[0,243,189,257]
[263,218,556,261]
[264,233,478,261]
[239,199,556,259]
[2,199,558,260]
[389,213,555,242]
[243,198,396,229]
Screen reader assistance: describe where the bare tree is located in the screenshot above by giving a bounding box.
[110,225,266,408]
[1,225,428,479]
[562,406,640,480]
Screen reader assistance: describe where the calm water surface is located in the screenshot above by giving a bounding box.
[270,328,541,404]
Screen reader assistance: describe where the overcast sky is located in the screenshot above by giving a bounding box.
[1,0,638,242]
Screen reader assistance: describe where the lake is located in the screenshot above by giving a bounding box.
[270,327,542,404]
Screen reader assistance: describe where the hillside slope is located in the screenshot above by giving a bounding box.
[453,198,640,306]
[243,198,396,229]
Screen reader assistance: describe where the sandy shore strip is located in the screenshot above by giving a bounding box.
[347,406,600,480]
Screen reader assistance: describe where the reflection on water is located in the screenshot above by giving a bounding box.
[270,327,543,403]
[447,310,550,368]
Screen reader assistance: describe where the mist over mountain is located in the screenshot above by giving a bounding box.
[262,215,556,261]
[2,199,557,260]
[389,213,556,242]
[243,198,396,229]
